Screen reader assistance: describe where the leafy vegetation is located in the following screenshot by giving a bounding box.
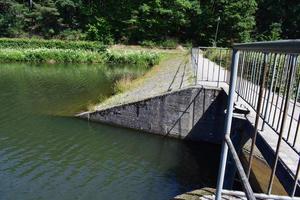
[0,38,106,51]
[104,50,161,66]
[203,48,232,68]
[0,47,161,66]
[0,48,104,63]
[140,39,179,49]
[1,0,299,47]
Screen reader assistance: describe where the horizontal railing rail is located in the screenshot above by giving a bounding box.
[234,40,300,53]
[214,40,300,200]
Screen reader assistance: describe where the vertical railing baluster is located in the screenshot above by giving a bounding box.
[249,52,259,106]
[247,52,258,102]
[217,48,222,87]
[262,54,278,130]
[215,49,240,200]
[291,158,300,197]
[254,53,264,108]
[267,54,297,194]
[267,54,282,123]
[293,114,300,147]
[287,74,300,141]
[202,48,205,81]
[237,51,245,101]
[247,53,269,178]
[272,54,287,127]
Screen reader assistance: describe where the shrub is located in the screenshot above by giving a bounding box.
[0,38,106,52]
[105,50,161,66]
[140,39,179,49]
[203,48,232,68]
[140,40,156,48]
[159,39,178,49]
[55,29,87,41]
[85,17,114,45]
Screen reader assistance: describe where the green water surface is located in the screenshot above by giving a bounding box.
[0,63,220,200]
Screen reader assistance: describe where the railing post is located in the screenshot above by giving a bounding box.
[215,49,240,200]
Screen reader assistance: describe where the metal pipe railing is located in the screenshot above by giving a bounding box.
[215,49,241,200]
[214,40,300,200]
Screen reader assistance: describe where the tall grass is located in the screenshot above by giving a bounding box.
[0,48,161,65]
[104,50,161,66]
[0,38,106,52]
[0,38,161,66]
[0,48,104,63]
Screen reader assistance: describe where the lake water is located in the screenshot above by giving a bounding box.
[0,63,220,200]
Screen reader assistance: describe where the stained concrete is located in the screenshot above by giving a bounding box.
[78,86,227,143]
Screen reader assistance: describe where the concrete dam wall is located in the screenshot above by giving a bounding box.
[78,86,227,144]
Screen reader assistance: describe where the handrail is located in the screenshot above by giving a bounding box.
[233,40,300,53]
[214,40,300,200]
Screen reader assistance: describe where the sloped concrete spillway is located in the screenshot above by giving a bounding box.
[78,86,227,144]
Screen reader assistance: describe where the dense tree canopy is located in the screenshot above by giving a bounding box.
[0,0,299,46]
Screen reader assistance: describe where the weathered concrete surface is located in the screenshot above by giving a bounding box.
[95,53,193,111]
[173,187,294,200]
[173,188,247,200]
[78,86,227,143]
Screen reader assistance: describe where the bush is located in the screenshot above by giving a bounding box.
[203,48,232,68]
[159,39,178,49]
[140,40,157,48]
[0,38,106,52]
[105,50,161,66]
[140,39,179,49]
[85,17,114,45]
[55,29,87,41]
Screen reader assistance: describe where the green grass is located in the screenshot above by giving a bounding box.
[0,38,162,66]
[0,48,161,66]
[104,50,161,66]
[0,38,106,52]
[0,48,104,63]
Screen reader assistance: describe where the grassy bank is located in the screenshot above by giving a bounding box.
[0,38,106,52]
[0,48,161,66]
[0,48,104,63]
[0,38,162,66]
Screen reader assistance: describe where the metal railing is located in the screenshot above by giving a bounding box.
[191,47,231,87]
[214,40,300,200]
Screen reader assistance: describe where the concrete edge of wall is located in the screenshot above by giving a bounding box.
[77,85,222,117]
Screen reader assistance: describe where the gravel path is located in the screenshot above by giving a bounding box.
[93,52,194,111]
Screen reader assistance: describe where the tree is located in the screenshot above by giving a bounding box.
[197,0,257,46]
[0,0,26,37]
[86,17,114,44]
[25,0,63,38]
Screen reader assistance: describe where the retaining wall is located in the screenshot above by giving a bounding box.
[78,86,227,144]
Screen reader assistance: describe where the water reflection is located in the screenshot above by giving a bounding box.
[0,63,220,200]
